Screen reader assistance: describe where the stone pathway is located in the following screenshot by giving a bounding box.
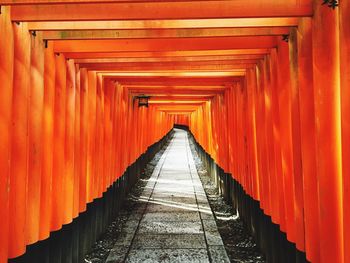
[105,129,230,263]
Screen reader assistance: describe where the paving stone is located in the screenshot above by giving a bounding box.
[113,231,135,246]
[151,192,196,199]
[155,177,193,182]
[128,202,147,213]
[197,198,210,205]
[204,229,225,246]
[105,246,129,263]
[122,220,140,234]
[140,189,153,197]
[145,182,156,189]
[202,219,218,231]
[146,203,199,213]
[194,189,205,195]
[153,185,194,192]
[200,211,216,220]
[194,186,206,193]
[149,195,197,205]
[198,203,211,211]
[132,234,206,249]
[146,199,199,211]
[208,246,230,263]
[141,211,200,222]
[138,221,204,234]
[126,248,210,263]
[127,212,144,221]
[196,196,209,204]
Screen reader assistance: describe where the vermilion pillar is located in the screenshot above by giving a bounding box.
[276,38,296,243]
[8,22,31,258]
[79,68,88,213]
[64,59,76,224]
[73,64,81,219]
[265,54,280,224]
[289,27,305,252]
[269,49,284,227]
[296,18,320,263]
[0,7,14,262]
[245,69,260,201]
[312,2,343,262]
[340,1,350,262]
[40,42,55,240]
[26,31,45,245]
[255,61,270,215]
[86,70,97,203]
[51,53,67,231]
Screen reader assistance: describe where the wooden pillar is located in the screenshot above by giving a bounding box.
[86,71,97,203]
[0,6,14,262]
[73,64,81,219]
[40,41,55,240]
[64,59,76,224]
[26,31,45,245]
[246,68,260,201]
[79,68,88,213]
[276,38,296,241]
[256,59,271,216]
[296,18,320,263]
[95,74,104,198]
[8,21,31,258]
[264,54,280,224]
[289,27,305,253]
[270,49,285,229]
[340,1,350,262]
[312,1,343,262]
[51,53,67,231]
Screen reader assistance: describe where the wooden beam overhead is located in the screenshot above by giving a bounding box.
[78,59,258,71]
[156,105,199,110]
[148,101,206,105]
[146,95,215,98]
[64,49,271,59]
[42,27,291,40]
[160,110,196,114]
[126,85,225,93]
[78,59,259,67]
[128,89,224,96]
[80,64,255,71]
[147,96,213,101]
[105,77,241,85]
[126,85,227,90]
[28,18,298,30]
[165,112,194,115]
[10,1,312,21]
[74,54,265,63]
[53,36,277,52]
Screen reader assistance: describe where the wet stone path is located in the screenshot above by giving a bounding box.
[105,129,230,263]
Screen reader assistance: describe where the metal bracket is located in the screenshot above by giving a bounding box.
[44,39,48,48]
[282,34,289,43]
[322,0,339,9]
[31,30,36,37]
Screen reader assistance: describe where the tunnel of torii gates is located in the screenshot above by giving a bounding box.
[0,0,349,262]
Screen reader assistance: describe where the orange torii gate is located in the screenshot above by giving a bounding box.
[0,1,349,263]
